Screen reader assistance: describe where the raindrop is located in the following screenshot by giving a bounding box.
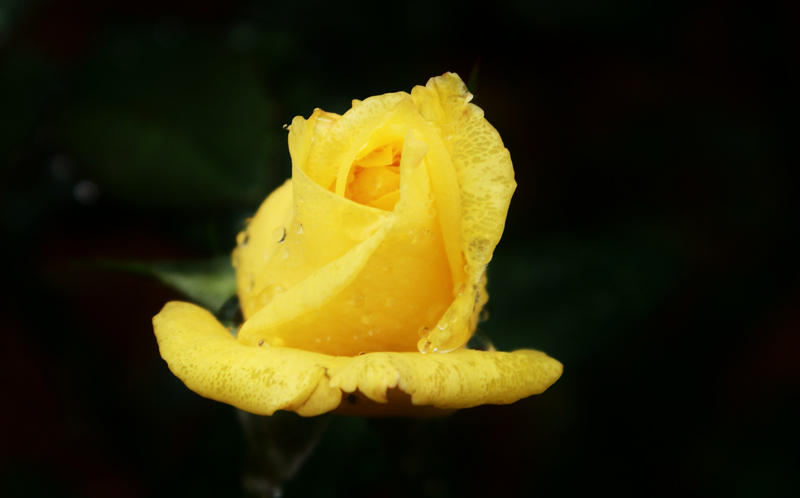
[239,232,249,247]
[296,223,304,235]
[418,326,430,338]
[257,339,264,346]
[273,227,286,243]
[419,339,432,354]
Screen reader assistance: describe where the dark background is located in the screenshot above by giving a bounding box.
[2,1,797,496]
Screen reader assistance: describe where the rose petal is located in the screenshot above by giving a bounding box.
[154,301,563,417]
[238,131,456,356]
[411,73,517,353]
[234,162,390,321]
[304,92,409,191]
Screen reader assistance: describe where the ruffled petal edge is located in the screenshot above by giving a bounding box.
[154,301,562,417]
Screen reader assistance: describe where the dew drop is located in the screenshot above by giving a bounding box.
[273,227,286,243]
[419,339,432,354]
[257,339,264,346]
[418,325,430,338]
[239,232,249,247]
[296,223,304,235]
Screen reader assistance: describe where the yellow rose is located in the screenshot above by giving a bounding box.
[153,73,562,416]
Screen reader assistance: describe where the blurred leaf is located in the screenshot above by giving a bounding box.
[58,31,282,209]
[101,255,236,313]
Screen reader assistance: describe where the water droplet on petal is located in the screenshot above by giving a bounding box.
[296,223,304,234]
[418,326,430,338]
[273,227,286,243]
[419,339,432,354]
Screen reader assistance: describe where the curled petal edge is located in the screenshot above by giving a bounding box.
[153,301,563,417]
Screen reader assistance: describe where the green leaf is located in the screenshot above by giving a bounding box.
[101,255,236,313]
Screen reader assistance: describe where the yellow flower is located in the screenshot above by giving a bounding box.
[153,73,562,416]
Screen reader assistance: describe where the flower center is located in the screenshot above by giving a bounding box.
[345,142,402,210]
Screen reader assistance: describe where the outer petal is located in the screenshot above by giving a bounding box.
[153,301,341,416]
[153,301,563,416]
[411,73,517,353]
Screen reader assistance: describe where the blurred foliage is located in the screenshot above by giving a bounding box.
[57,31,280,209]
[99,255,236,314]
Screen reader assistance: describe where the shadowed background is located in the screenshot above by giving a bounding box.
[1,1,797,496]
